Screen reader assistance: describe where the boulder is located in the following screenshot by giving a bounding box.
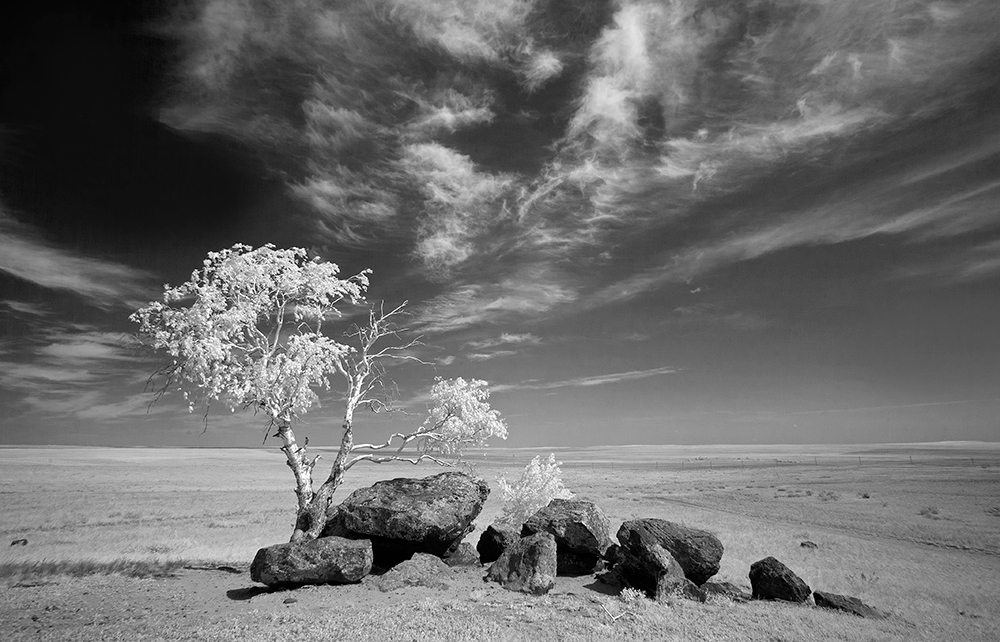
[336,472,489,567]
[703,581,752,602]
[374,553,452,592]
[477,522,520,564]
[813,591,888,619]
[444,542,482,567]
[749,557,811,602]
[250,536,372,587]
[616,519,722,586]
[485,532,557,595]
[521,499,612,575]
[614,535,689,600]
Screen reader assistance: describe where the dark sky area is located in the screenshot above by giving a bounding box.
[1,0,998,448]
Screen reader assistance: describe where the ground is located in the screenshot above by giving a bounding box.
[1,443,998,641]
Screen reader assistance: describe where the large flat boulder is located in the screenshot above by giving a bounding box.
[485,532,557,595]
[335,472,489,567]
[521,499,612,575]
[250,536,372,587]
[749,556,811,603]
[616,519,723,586]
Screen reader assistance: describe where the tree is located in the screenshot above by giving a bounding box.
[131,244,507,542]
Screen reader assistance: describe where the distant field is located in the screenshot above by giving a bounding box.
[1,443,999,641]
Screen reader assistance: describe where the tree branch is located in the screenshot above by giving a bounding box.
[345,453,451,470]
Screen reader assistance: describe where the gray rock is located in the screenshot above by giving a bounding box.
[813,591,888,618]
[703,581,752,602]
[614,536,689,600]
[485,532,557,595]
[250,536,372,587]
[522,499,612,575]
[616,519,723,586]
[800,540,818,549]
[477,522,520,564]
[749,557,811,602]
[374,553,452,592]
[336,472,490,567]
[444,542,482,567]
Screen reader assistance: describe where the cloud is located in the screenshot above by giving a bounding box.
[401,143,516,274]
[412,266,577,334]
[0,326,148,425]
[2,300,50,317]
[465,333,541,349]
[467,350,518,361]
[492,365,678,393]
[160,0,1000,328]
[0,209,153,309]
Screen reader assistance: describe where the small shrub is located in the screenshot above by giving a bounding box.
[818,491,840,502]
[919,506,940,519]
[496,453,574,526]
[859,492,871,499]
[619,587,647,605]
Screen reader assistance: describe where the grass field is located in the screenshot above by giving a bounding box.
[1,442,999,641]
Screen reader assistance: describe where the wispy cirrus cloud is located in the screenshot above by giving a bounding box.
[465,333,542,350]
[0,208,153,309]
[161,0,1000,332]
[0,327,144,424]
[492,365,678,393]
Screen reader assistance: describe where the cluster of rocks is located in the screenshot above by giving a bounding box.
[250,471,888,619]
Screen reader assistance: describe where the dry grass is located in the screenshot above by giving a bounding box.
[1,443,999,641]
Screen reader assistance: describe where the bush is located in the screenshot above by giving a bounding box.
[496,453,573,526]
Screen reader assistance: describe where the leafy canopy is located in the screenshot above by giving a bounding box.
[130,244,369,420]
[417,377,508,456]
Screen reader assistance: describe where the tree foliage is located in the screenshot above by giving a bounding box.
[130,244,368,422]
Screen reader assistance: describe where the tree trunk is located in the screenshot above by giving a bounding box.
[290,417,354,542]
[276,421,313,513]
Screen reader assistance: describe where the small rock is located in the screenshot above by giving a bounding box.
[9,538,27,546]
[444,542,481,567]
[702,581,752,602]
[522,499,612,575]
[477,523,520,564]
[485,532,557,595]
[813,591,888,619]
[748,557,811,603]
[375,553,452,592]
[282,597,297,604]
[800,540,818,549]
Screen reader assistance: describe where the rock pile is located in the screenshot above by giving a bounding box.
[249,473,891,621]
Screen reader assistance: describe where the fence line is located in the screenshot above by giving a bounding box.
[452,455,1000,472]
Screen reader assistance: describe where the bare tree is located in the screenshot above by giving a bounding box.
[131,244,507,541]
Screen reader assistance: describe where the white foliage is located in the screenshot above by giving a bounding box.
[418,377,508,456]
[130,244,368,421]
[496,453,573,526]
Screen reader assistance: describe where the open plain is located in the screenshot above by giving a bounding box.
[1,442,999,641]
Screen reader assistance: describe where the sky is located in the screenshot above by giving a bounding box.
[1,0,999,449]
